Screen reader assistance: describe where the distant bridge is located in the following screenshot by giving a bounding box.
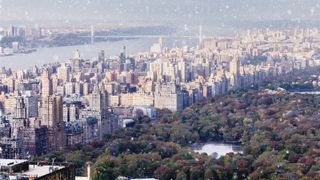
[86,25,216,44]
[80,35,215,39]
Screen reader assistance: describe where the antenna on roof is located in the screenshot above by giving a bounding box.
[51,157,56,169]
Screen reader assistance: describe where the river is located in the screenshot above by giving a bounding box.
[0,37,197,70]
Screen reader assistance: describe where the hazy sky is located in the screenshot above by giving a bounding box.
[0,0,320,25]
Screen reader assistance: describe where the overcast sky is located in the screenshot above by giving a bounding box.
[1,0,319,26]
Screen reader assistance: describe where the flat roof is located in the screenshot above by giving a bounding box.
[0,159,68,179]
[0,159,28,167]
[22,165,65,178]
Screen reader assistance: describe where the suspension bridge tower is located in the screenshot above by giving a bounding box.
[91,25,95,45]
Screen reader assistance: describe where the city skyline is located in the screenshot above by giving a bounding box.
[1,1,320,179]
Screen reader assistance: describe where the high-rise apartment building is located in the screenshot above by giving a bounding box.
[41,95,65,151]
[41,68,52,97]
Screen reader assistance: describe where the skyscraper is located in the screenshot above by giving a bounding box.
[88,86,107,112]
[230,56,240,76]
[41,95,62,128]
[199,25,203,48]
[41,95,65,151]
[15,97,27,119]
[57,63,71,83]
[23,95,38,118]
[41,68,52,97]
[120,46,126,64]
[98,50,105,61]
[71,50,82,72]
[229,56,241,88]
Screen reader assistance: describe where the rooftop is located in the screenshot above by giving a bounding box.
[0,159,28,167]
[21,164,64,178]
[0,159,68,179]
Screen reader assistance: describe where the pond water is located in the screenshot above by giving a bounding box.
[193,143,242,158]
[294,91,320,95]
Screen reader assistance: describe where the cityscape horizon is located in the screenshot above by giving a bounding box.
[1,1,320,180]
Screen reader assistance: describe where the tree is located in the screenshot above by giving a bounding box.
[93,156,118,180]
